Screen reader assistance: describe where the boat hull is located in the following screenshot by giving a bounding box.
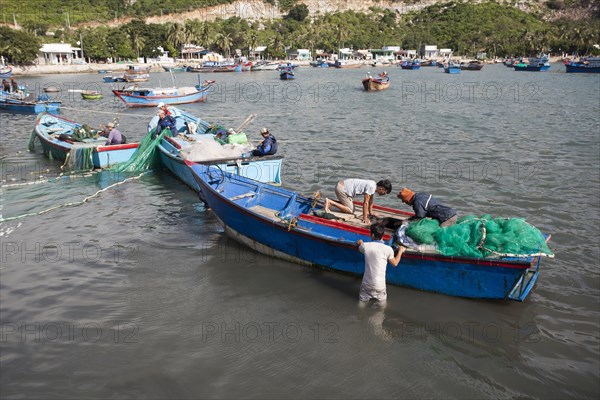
[112,86,211,107]
[514,65,550,71]
[362,78,389,91]
[444,67,460,74]
[1,92,61,114]
[187,163,546,301]
[565,64,600,73]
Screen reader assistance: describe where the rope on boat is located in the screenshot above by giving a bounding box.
[0,171,152,222]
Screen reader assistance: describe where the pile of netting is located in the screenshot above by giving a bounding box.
[405,215,553,258]
[110,129,168,173]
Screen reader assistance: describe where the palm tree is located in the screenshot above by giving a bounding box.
[247,31,259,60]
[215,33,232,58]
[199,23,213,49]
[166,22,186,50]
[131,33,146,58]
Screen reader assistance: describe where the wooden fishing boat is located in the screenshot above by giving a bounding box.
[102,75,126,83]
[43,85,61,93]
[112,81,213,107]
[252,61,281,71]
[32,113,138,169]
[362,73,390,91]
[565,57,600,73]
[331,60,362,69]
[185,163,553,301]
[1,91,61,114]
[460,60,484,71]
[0,65,12,79]
[147,107,283,193]
[162,64,187,72]
[123,65,151,82]
[81,90,103,100]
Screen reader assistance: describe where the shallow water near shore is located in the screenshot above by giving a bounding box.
[1,64,599,399]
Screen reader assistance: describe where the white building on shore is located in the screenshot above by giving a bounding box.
[38,43,83,65]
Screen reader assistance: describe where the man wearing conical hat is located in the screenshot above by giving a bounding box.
[397,188,457,227]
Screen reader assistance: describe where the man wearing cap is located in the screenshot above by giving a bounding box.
[397,188,457,227]
[155,110,177,138]
[251,127,278,156]
[324,179,392,225]
[103,122,124,146]
[156,102,171,116]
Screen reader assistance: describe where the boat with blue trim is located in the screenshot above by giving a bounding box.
[1,90,61,114]
[112,81,214,107]
[362,72,390,91]
[31,113,138,169]
[565,57,600,73]
[0,65,12,79]
[185,163,552,301]
[514,54,550,71]
[148,107,283,193]
[444,61,461,74]
[279,67,295,80]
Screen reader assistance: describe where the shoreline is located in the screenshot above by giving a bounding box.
[8,57,566,76]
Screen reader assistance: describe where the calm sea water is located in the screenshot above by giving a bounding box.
[1,64,599,399]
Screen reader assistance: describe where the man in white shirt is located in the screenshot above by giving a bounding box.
[324,178,392,224]
[356,223,404,305]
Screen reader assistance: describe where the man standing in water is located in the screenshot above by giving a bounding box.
[356,223,404,306]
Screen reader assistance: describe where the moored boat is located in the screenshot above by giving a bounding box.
[31,113,138,169]
[185,163,553,301]
[565,57,600,73]
[400,60,421,70]
[460,60,484,71]
[81,90,103,100]
[514,54,550,71]
[444,62,461,74]
[123,65,151,82]
[0,65,13,79]
[112,81,214,107]
[1,91,61,114]
[147,107,283,193]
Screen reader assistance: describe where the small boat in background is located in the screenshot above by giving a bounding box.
[162,64,187,72]
[362,72,390,91]
[0,65,12,79]
[251,61,280,71]
[1,91,61,114]
[112,81,214,107]
[123,65,151,82]
[565,57,600,73]
[31,113,138,169]
[400,60,421,70]
[444,61,461,74]
[103,75,126,83]
[81,90,103,100]
[279,67,295,80]
[514,54,550,71]
[43,85,61,93]
[460,60,484,71]
[331,60,361,69]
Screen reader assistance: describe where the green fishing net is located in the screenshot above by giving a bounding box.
[110,129,168,173]
[62,146,94,171]
[405,214,553,258]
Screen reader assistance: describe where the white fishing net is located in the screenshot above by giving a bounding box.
[180,136,252,161]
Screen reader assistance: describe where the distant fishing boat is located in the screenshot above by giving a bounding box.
[251,61,280,71]
[444,61,461,74]
[112,81,214,107]
[1,91,61,114]
[147,107,283,194]
[460,60,484,71]
[123,65,151,82]
[0,65,12,79]
[102,75,126,83]
[162,64,187,72]
[565,57,600,73]
[400,60,421,70]
[279,67,295,80]
[43,85,61,93]
[514,54,550,71]
[362,72,390,91]
[32,113,138,169]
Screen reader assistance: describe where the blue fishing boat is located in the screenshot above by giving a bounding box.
[186,164,552,301]
[32,113,139,169]
[514,54,550,71]
[279,67,295,80]
[148,107,283,193]
[123,65,151,82]
[112,81,214,107]
[444,62,461,74]
[102,75,126,83]
[1,91,61,114]
[0,65,12,78]
[400,60,421,70]
[565,57,600,73]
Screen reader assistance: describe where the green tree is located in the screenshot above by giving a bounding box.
[0,27,42,64]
